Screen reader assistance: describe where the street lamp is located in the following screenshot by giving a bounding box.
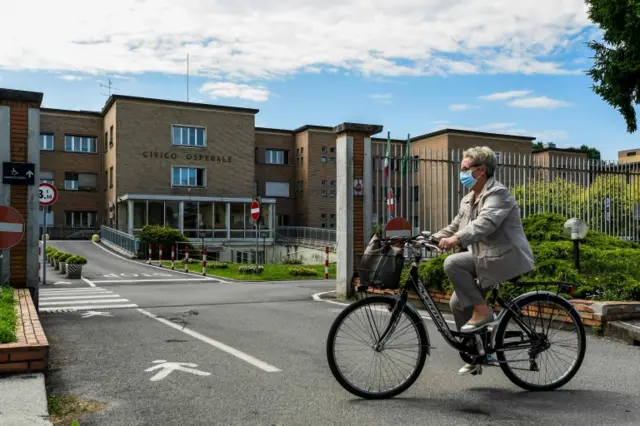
[563,218,588,272]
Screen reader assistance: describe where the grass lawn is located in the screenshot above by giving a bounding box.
[0,286,16,344]
[160,261,337,281]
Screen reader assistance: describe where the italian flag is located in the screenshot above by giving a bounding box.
[383,133,391,177]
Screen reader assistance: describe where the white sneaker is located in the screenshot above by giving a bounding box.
[458,363,482,376]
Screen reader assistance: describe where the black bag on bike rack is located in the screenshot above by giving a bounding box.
[357,234,405,290]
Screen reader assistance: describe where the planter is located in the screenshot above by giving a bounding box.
[53,259,60,270]
[66,264,83,279]
[59,262,67,275]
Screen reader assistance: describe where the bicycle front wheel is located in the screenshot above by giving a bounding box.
[326,295,429,399]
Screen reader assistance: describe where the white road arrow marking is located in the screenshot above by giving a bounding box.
[80,311,113,318]
[53,281,71,285]
[145,360,211,381]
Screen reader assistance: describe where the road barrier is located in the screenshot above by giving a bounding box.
[171,246,175,270]
[202,249,207,276]
[184,247,189,273]
[159,244,163,267]
[148,244,152,264]
[325,246,329,280]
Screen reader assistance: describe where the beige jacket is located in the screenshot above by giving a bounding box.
[433,177,535,288]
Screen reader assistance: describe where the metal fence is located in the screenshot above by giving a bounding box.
[372,146,640,241]
[275,226,337,250]
[100,225,138,256]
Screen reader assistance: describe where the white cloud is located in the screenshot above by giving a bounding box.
[478,90,532,101]
[370,93,392,103]
[449,104,472,111]
[0,0,594,91]
[477,122,518,131]
[199,82,270,102]
[507,96,571,109]
[57,74,84,81]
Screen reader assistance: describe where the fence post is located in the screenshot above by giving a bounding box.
[202,248,207,276]
[184,247,189,273]
[148,244,152,264]
[171,246,175,270]
[158,244,163,267]
[325,246,329,279]
[334,122,382,299]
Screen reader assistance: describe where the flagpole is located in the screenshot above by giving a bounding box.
[387,131,391,220]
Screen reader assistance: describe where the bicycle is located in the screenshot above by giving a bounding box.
[326,232,587,399]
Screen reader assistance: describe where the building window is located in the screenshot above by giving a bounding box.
[109,125,114,147]
[40,133,54,151]
[265,149,289,165]
[64,172,97,191]
[265,181,290,197]
[172,125,205,147]
[104,131,108,151]
[65,211,97,228]
[65,135,97,153]
[172,166,206,187]
[40,171,54,185]
[277,214,290,226]
[109,167,114,188]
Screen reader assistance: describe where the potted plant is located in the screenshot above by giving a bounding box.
[46,248,58,266]
[58,253,72,275]
[52,251,63,270]
[65,255,87,279]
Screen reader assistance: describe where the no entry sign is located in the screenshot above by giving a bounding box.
[386,188,395,214]
[384,217,412,238]
[0,205,25,249]
[250,199,260,222]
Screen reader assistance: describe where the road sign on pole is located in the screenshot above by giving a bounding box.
[384,217,412,238]
[0,205,25,249]
[38,183,58,290]
[39,182,58,206]
[386,188,395,216]
[250,199,261,222]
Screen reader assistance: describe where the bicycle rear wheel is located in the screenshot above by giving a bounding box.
[494,292,586,391]
[326,295,429,399]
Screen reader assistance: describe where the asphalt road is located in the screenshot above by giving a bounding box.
[40,242,640,426]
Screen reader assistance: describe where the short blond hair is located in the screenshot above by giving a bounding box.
[463,146,497,177]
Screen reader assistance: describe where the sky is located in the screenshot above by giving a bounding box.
[1,0,638,161]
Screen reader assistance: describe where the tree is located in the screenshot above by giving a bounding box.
[585,0,640,133]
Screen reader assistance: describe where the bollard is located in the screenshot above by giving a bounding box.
[159,244,163,267]
[38,245,41,282]
[148,244,152,264]
[171,246,175,270]
[185,247,189,273]
[202,248,207,276]
[325,247,329,279]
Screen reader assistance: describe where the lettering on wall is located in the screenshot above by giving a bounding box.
[142,151,232,163]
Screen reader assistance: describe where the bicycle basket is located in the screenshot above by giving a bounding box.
[356,234,405,290]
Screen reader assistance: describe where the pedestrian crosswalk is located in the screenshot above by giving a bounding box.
[39,287,138,313]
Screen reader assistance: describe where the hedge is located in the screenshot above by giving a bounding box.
[416,213,640,302]
[138,225,191,259]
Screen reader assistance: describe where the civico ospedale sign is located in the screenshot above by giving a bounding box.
[142,151,232,163]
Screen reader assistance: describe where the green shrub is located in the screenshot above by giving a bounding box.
[208,261,229,269]
[66,255,87,265]
[139,225,191,259]
[59,253,73,262]
[0,286,16,344]
[91,234,100,242]
[282,256,303,265]
[238,265,264,274]
[51,251,64,260]
[416,213,640,302]
[288,267,317,277]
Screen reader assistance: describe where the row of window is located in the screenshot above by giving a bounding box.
[41,134,98,153]
[40,210,97,228]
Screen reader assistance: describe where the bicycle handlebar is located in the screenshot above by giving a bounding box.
[385,232,444,253]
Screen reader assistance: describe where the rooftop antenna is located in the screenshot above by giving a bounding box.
[100,78,119,97]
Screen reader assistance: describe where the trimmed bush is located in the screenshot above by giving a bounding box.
[91,234,100,242]
[288,267,318,277]
[208,262,229,269]
[66,255,87,265]
[139,225,191,259]
[238,265,264,274]
[57,253,72,263]
[416,212,640,301]
[281,256,303,265]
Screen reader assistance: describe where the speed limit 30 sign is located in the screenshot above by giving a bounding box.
[39,182,58,206]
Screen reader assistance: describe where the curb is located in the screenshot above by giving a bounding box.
[604,321,640,345]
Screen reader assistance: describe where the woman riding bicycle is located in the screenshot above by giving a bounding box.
[433,146,535,375]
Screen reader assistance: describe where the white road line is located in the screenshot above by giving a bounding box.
[40,288,111,293]
[91,242,228,283]
[40,298,130,306]
[136,308,281,373]
[81,277,96,287]
[312,290,457,325]
[39,294,122,301]
[41,304,138,312]
[90,278,216,284]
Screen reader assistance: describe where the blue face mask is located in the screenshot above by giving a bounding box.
[460,170,477,189]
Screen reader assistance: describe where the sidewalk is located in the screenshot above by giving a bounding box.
[0,372,52,425]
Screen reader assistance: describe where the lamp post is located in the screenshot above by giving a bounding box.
[563,218,589,272]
